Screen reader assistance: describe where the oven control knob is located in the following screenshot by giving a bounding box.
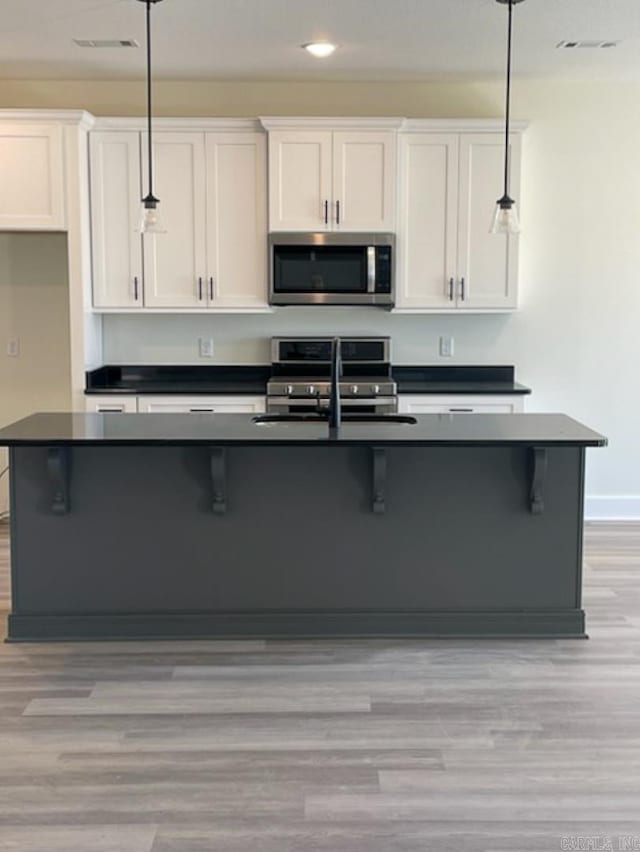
[350,385,359,395]
[285,385,294,395]
[307,385,316,395]
[371,384,380,394]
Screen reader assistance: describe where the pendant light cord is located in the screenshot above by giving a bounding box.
[503,0,513,199]
[145,0,154,200]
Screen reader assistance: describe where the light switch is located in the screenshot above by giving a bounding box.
[6,338,20,357]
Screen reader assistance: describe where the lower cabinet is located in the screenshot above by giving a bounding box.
[398,395,524,414]
[85,395,266,413]
[137,396,266,414]
[85,396,138,413]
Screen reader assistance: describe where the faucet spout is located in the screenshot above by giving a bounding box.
[328,337,342,435]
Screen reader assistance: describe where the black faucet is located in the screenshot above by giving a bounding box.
[328,337,342,435]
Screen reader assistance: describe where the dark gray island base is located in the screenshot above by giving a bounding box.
[0,413,606,642]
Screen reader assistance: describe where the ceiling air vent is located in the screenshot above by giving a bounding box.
[556,40,619,49]
[73,39,139,48]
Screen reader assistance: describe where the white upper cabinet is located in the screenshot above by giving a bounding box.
[267,131,332,231]
[332,132,396,232]
[397,134,459,309]
[0,123,65,230]
[90,131,143,308]
[89,123,269,312]
[142,132,207,308]
[263,121,399,232]
[457,134,521,310]
[396,125,523,312]
[205,133,268,309]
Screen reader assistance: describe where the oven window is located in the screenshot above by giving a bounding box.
[274,246,367,293]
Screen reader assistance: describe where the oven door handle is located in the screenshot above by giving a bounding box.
[267,396,398,408]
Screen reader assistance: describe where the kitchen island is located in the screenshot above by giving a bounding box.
[0,412,605,641]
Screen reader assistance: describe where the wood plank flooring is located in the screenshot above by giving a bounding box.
[0,519,639,850]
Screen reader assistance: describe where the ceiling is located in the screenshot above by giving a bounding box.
[0,0,638,82]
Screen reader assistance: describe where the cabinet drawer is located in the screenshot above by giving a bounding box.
[398,395,524,414]
[85,396,138,413]
[137,395,266,414]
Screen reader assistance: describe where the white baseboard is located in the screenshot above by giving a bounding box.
[585,496,640,521]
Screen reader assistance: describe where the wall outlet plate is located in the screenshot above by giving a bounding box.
[439,336,454,358]
[6,338,20,358]
[199,337,214,358]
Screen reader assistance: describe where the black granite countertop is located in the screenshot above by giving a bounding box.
[85,365,271,395]
[393,366,530,395]
[0,413,606,447]
[85,364,531,396]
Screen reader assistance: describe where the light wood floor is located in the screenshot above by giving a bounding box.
[0,520,639,851]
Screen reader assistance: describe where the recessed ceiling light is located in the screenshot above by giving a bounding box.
[302,42,337,59]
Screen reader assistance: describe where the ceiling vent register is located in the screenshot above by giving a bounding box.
[73,39,139,48]
[556,40,619,49]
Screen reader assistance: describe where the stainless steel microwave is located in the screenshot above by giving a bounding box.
[269,232,395,307]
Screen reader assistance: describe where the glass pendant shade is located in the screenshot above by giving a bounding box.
[490,195,520,235]
[139,196,165,234]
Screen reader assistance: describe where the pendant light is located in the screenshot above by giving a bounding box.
[490,0,524,235]
[138,0,165,234]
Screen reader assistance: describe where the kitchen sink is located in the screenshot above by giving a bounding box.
[252,414,417,426]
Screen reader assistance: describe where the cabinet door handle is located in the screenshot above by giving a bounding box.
[133,276,139,302]
[449,407,474,413]
[198,277,203,301]
[336,200,341,225]
[209,277,215,301]
[448,277,454,301]
[460,277,466,301]
[324,199,329,225]
[190,408,214,413]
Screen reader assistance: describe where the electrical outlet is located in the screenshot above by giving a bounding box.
[199,337,214,358]
[6,338,20,358]
[439,336,454,358]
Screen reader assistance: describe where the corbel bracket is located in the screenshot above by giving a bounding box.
[372,447,387,514]
[47,447,71,515]
[529,446,547,515]
[209,448,227,515]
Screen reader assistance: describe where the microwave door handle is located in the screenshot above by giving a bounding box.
[367,247,376,293]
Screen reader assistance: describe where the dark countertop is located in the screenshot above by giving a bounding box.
[393,366,530,395]
[85,365,271,396]
[85,365,531,396]
[0,413,606,447]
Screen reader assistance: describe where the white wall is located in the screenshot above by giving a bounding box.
[0,233,71,514]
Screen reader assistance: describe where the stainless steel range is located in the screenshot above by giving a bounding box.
[267,337,397,414]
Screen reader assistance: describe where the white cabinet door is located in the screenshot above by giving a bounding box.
[90,132,143,308]
[457,134,520,310]
[142,132,207,308]
[0,124,65,230]
[268,131,332,231]
[398,395,523,414]
[85,396,138,413]
[206,133,268,309]
[332,131,396,232]
[397,134,459,309]
[138,396,266,413]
